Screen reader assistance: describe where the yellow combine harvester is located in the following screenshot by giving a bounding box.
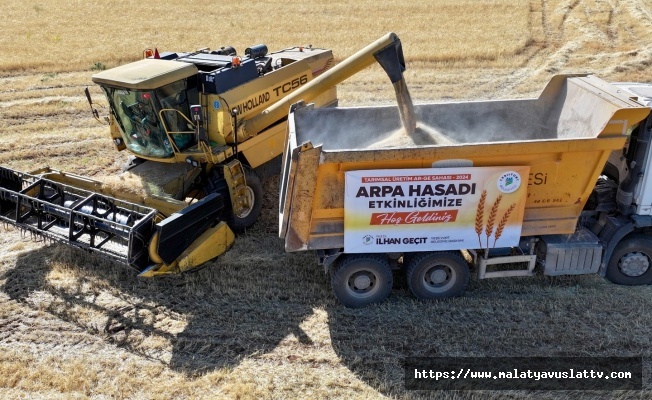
[0,33,410,277]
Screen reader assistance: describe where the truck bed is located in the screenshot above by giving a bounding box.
[279,75,651,252]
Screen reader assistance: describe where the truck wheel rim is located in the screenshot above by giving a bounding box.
[347,270,377,297]
[619,252,650,277]
[423,265,454,292]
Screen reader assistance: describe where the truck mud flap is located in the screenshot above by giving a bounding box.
[0,166,157,270]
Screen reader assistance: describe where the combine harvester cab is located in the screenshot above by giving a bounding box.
[280,74,652,307]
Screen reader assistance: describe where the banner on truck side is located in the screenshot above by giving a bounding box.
[344,166,530,253]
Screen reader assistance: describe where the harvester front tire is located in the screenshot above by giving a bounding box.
[331,254,393,308]
[229,168,263,233]
[606,235,652,285]
[405,251,469,300]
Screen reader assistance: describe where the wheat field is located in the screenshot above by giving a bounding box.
[1,0,652,399]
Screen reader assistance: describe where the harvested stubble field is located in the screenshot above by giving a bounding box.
[1,0,652,398]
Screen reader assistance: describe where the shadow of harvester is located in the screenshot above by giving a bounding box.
[1,232,322,376]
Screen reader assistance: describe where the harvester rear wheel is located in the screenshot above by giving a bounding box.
[405,251,469,300]
[331,254,393,308]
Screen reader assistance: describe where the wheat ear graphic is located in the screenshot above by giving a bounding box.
[493,203,516,248]
[474,190,487,249]
[484,194,502,248]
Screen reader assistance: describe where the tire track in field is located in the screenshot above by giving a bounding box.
[592,0,652,77]
[606,0,618,42]
[494,0,651,98]
[491,0,562,98]
[624,0,652,21]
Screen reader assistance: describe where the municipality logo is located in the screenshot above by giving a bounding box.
[497,171,521,193]
[363,235,374,245]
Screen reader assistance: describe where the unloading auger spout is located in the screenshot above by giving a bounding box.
[238,32,416,141]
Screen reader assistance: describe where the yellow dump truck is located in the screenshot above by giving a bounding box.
[279,74,652,307]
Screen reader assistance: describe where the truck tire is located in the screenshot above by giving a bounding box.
[405,251,469,299]
[606,235,652,285]
[229,168,263,233]
[331,254,393,308]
